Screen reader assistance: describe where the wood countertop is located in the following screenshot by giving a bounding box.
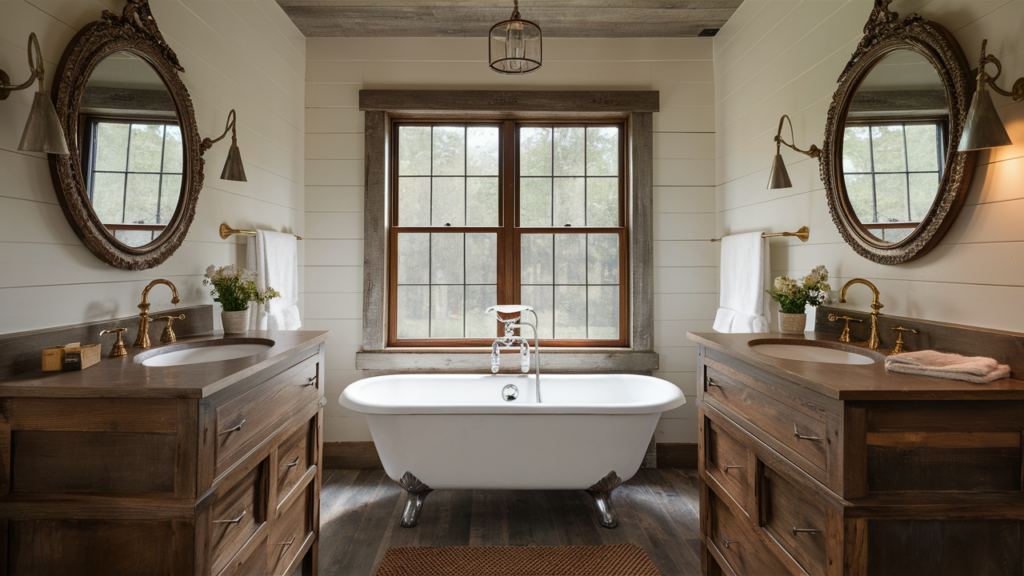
[0,330,332,399]
[687,331,1024,401]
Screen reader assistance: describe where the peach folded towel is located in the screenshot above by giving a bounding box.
[885,350,1011,384]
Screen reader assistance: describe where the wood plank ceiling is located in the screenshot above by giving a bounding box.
[276,0,743,37]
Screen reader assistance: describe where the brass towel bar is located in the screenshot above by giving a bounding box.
[219,223,302,240]
[710,226,809,243]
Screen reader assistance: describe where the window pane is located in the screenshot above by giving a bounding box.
[467,126,499,176]
[431,233,464,284]
[430,285,464,337]
[432,126,465,176]
[555,234,585,285]
[874,173,909,223]
[397,285,429,339]
[398,233,429,284]
[431,177,465,226]
[127,124,165,172]
[588,234,619,285]
[521,285,553,339]
[588,286,619,339]
[163,125,183,174]
[521,234,553,285]
[906,124,940,172]
[520,178,552,226]
[124,173,160,224]
[399,177,431,226]
[95,122,129,172]
[870,125,906,173]
[466,177,498,227]
[555,286,587,339]
[553,178,585,227]
[159,175,182,224]
[466,233,497,284]
[115,229,153,247]
[520,127,551,176]
[399,126,431,175]
[466,285,497,338]
[845,173,875,224]
[553,127,585,176]
[586,127,618,176]
[92,172,125,223]
[842,126,872,173]
[586,178,618,226]
[909,172,939,221]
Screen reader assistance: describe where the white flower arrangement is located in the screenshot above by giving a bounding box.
[768,265,831,314]
[203,265,280,312]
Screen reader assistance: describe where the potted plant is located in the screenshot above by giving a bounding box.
[767,265,831,334]
[203,265,280,334]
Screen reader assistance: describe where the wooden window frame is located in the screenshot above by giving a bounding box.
[356,90,658,372]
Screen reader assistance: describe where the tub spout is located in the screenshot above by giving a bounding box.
[397,471,433,528]
[586,471,623,529]
[490,340,501,374]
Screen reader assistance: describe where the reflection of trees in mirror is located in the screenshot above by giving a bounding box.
[83,117,184,247]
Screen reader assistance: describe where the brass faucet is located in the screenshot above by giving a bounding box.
[134,279,180,348]
[838,278,883,349]
[827,314,863,343]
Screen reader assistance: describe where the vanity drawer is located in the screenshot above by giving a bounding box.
[269,482,313,575]
[705,419,751,513]
[211,464,264,576]
[705,366,827,474]
[708,489,791,576]
[761,465,827,576]
[216,356,318,471]
[275,418,312,507]
[218,531,268,576]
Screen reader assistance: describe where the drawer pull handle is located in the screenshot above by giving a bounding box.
[213,510,246,524]
[793,423,820,441]
[305,376,317,387]
[284,457,300,468]
[724,465,745,472]
[221,419,246,435]
[277,537,295,547]
[707,378,721,388]
[720,533,739,549]
[792,526,819,535]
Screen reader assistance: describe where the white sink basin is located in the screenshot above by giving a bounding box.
[141,342,272,367]
[750,343,877,365]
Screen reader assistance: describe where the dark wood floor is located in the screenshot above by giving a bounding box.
[318,468,702,576]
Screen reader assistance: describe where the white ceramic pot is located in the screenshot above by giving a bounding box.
[778,311,807,334]
[221,309,250,335]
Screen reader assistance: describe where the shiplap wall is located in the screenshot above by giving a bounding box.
[0,0,305,334]
[715,0,1024,331]
[305,38,716,443]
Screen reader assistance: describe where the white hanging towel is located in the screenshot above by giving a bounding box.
[713,231,770,334]
[247,230,302,331]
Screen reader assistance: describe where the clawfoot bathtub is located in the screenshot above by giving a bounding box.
[339,373,685,528]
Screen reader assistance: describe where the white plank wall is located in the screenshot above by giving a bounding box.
[0,0,305,333]
[715,0,1024,332]
[305,37,716,443]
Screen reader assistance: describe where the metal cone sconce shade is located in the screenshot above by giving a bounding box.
[767,153,793,190]
[767,115,820,190]
[489,0,541,74]
[220,141,247,182]
[1,33,70,155]
[959,39,1024,151]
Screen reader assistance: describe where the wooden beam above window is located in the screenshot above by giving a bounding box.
[359,90,660,114]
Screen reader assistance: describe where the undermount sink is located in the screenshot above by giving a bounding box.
[139,339,274,367]
[749,340,878,365]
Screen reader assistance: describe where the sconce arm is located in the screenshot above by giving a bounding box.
[200,109,237,155]
[0,33,46,99]
[774,114,821,159]
[977,40,1024,102]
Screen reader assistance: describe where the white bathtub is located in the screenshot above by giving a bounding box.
[340,372,685,527]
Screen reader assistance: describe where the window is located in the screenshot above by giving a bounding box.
[389,120,627,347]
[81,117,184,247]
[842,119,946,243]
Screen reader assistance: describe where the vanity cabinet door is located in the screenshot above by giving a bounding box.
[707,489,793,576]
[761,465,827,576]
[210,463,265,576]
[268,482,314,576]
[274,418,312,511]
[705,419,754,516]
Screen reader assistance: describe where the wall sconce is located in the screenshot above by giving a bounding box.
[200,109,246,182]
[768,115,820,189]
[959,39,1024,151]
[0,33,69,155]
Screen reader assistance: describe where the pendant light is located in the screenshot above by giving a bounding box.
[489,0,541,75]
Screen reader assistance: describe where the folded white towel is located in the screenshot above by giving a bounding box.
[247,230,302,331]
[885,350,1011,384]
[713,232,770,334]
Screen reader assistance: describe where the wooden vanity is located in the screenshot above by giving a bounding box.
[0,329,330,576]
[689,329,1024,576]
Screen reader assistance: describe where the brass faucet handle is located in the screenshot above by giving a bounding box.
[827,314,863,323]
[890,326,919,356]
[827,314,862,343]
[99,327,128,359]
[154,314,186,344]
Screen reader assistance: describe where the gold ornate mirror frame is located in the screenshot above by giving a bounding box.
[821,0,976,264]
[49,0,205,270]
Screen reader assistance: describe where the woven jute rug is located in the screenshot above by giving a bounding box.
[375,543,660,576]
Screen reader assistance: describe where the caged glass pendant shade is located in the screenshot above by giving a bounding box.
[489,0,541,75]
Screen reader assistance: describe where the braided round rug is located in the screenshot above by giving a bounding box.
[375,543,660,576]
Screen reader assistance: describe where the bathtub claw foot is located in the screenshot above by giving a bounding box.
[586,471,623,529]
[397,472,432,528]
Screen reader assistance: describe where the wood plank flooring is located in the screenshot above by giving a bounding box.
[318,468,702,575]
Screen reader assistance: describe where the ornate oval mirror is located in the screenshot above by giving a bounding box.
[821,0,975,264]
[50,1,204,270]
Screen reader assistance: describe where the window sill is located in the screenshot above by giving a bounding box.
[355,348,659,373]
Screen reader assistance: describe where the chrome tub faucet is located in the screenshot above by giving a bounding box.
[485,305,542,403]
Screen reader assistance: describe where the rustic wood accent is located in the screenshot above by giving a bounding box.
[707,489,792,576]
[360,90,660,114]
[279,1,741,38]
[820,0,975,264]
[761,465,828,575]
[847,89,947,115]
[704,422,751,515]
[867,445,1021,492]
[629,112,655,351]
[362,111,388,352]
[0,305,213,382]
[866,520,1021,576]
[210,463,263,576]
[81,86,176,117]
[49,0,206,271]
